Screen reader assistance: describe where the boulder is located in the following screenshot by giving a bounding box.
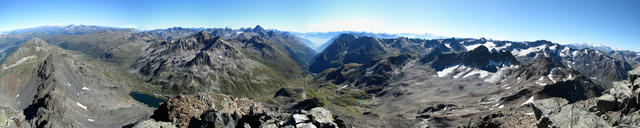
[532,98,568,119]
[291,114,310,124]
[546,105,610,127]
[197,110,236,128]
[296,123,318,128]
[597,94,618,111]
[133,119,177,128]
[310,107,334,123]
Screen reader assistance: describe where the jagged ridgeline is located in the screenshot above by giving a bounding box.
[310,33,639,127]
[0,39,151,127]
[131,30,310,97]
[2,25,640,127]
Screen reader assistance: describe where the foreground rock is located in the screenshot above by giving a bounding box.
[149,92,344,128]
[133,119,176,128]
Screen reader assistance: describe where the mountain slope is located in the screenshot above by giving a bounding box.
[0,38,151,128]
[131,31,306,98]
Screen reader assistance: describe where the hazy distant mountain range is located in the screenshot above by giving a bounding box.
[1,25,640,127]
[292,31,447,52]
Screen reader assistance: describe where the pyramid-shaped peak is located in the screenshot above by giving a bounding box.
[24,38,49,46]
[469,45,490,54]
[252,25,266,33]
[336,33,358,41]
[194,30,212,40]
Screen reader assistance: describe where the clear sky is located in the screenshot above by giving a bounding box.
[0,0,639,50]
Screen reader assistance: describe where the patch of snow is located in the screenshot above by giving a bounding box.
[498,105,504,109]
[463,69,489,79]
[453,71,466,79]
[559,47,571,57]
[524,112,535,116]
[496,43,512,50]
[66,83,71,86]
[548,68,557,83]
[87,119,95,122]
[572,51,579,57]
[484,65,516,83]
[563,74,575,81]
[536,76,547,86]
[76,102,88,110]
[483,41,496,50]
[464,41,507,51]
[549,45,557,50]
[2,56,36,70]
[437,65,460,77]
[505,87,511,89]
[444,43,452,49]
[520,96,535,106]
[16,94,19,97]
[511,45,546,57]
[81,86,90,91]
[465,43,484,51]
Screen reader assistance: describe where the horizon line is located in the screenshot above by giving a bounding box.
[0,24,630,51]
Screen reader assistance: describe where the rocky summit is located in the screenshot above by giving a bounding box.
[0,24,639,128]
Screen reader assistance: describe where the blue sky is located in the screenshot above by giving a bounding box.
[0,0,639,51]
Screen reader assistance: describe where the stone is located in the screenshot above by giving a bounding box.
[532,98,569,119]
[133,119,177,128]
[546,105,610,128]
[309,107,334,123]
[198,111,235,128]
[597,94,618,111]
[291,114,309,124]
[296,123,317,128]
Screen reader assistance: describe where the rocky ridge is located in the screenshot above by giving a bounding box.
[148,92,345,128]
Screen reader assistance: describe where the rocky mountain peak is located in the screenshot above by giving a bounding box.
[468,45,490,55]
[252,25,266,33]
[335,33,358,42]
[530,57,563,71]
[194,30,212,41]
[429,45,519,72]
[23,38,48,46]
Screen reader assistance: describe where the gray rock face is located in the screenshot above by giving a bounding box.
[290,114,309,124]
[534,100,610,127]
[0,38,152,128]
[133,119,176,128]
[310,107,334,123]
[132,30,305,97]
[597,94,618,111]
